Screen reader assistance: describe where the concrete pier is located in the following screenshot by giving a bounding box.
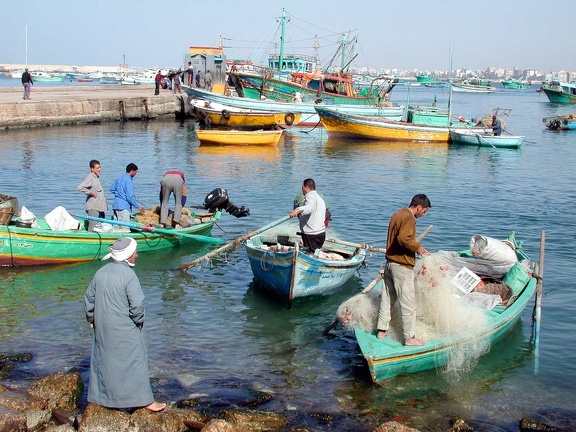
[0,86,189,129]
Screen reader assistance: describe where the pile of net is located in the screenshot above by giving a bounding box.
[134,206,199,227]
[336,238,521,381]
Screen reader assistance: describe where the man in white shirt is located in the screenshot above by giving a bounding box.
[289,178,327,251]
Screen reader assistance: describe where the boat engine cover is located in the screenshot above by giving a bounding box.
[204,188,229,210]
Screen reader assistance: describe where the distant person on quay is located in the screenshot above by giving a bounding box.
[154,70,164,95]
[204,70,213,91]
[187,62,194,86]
[159,170,187,229]
[195,71,201,88]
[227,65,244,97]
[173,69,183,94]
[109,163,144,226]
[289,178,327,251]
[21,68,33,100]
[77,159,108,231]
[84,237,167,412]
[491,115,502,136]
[376,194,431,347]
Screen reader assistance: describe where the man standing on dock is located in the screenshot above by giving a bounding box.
[21,68,33,100]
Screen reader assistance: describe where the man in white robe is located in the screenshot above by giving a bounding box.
[84,237,166,412]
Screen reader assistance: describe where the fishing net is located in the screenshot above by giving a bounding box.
[135,206,198,227]
[337,251,514,381]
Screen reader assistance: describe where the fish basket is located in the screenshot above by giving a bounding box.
[0,194,18,226]
[451,267,481,294]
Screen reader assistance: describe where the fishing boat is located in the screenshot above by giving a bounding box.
[540,79,576,103]
[185,86,405,126]
[415,74,442,85]
[452,81,496,93]
[244,220,366,305]
[501,78,531,90]
[31,71,64,83]
[235,9,385,106]
[0,211,222,267]
[542,113,576,130]
[346,232,537,383]
[76,78,93,83]
[315,106,482,143]
[191,100,301,129]
[449,129,524,148]
[196,129,283,146]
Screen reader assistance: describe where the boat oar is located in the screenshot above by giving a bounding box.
[325,238,386,254]
[179,215,291,271]
[532,230,546,374]
[75,214,223,244]
[361,224,433,294]
[462,124,497,148]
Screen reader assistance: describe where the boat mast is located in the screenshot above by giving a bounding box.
[277,8,288,72]
[25,24,28,67]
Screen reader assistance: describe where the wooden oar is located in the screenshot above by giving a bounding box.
[532,230,546,375]
[326,238,386,254]
[179,215,291,271]
[75,214,223,244]
[462,124,496,148]
[361,224,433,294]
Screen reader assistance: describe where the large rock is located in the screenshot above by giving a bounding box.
[0,404,27,432]
[221,408,288,431]
[28,371,84,412]
[79,403,205,432]
[201,419,242,432]
[0,388,50,430]
[373,421,420,432]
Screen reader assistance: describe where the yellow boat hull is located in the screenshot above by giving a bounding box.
[196,129,284,146]
[192,100,300,128]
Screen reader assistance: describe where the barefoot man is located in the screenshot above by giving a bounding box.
[376,194,431,346]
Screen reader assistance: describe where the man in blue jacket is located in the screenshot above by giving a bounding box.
[110,163,144,225]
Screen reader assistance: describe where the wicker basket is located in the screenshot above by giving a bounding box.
[0,194,18,226]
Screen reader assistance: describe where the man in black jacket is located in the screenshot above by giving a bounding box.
[21,68,33,100]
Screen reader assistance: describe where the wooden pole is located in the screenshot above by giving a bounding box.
[75,214,223,243]
[179,215,291,271]
[325,238,386,254]
[533,230,546,374]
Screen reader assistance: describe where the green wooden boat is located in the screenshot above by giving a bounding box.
[540,79,576,103]
[501,78,531,89]
[352,232,537,383]
[0,211,221,267]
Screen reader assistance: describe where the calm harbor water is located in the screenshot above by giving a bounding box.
[1,84,575,430]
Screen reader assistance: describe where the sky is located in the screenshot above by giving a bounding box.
[0,0,572,73]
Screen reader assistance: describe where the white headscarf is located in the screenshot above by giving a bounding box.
[102,237,137,265]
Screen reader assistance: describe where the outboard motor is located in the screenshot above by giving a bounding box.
[203,188,250,218]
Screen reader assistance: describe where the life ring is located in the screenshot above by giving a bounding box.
[205,116,213,126]
[284,112,295,126]
[221,109,231,120]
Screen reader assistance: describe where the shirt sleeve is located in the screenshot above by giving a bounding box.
[77,174,93,195]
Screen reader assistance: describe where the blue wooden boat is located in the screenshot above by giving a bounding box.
[350,232,538,383]
[244,220,366,305]
[543,113,576,130]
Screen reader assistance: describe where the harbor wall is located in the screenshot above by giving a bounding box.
[0,86,188,129]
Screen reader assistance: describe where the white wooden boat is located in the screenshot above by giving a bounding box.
[449,129,524,148]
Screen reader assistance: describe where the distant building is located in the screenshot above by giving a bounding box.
[184,46,225,83]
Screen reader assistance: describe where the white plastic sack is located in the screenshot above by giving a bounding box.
[44,206,80,231]
[470,235,517,266]
[20,206,36,222]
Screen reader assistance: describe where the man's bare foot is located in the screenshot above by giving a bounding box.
[404,337,425,346]
[376,330,387,339]
[146,401,167,412]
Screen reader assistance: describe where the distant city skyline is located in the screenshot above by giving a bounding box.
[1,0,573,73]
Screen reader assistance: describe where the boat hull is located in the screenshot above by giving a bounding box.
[449,130,524,148]
[192,100,300,129]
[452,83,496,93]
[184,87,404,126]
[0,214,220,267]
[354,234,536,383]
[244,223,366,304]
[541,87,576,103]
[315,106,451,142]
[196,129,283,146]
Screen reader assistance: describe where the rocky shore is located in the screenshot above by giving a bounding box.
[0,353,570,432]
